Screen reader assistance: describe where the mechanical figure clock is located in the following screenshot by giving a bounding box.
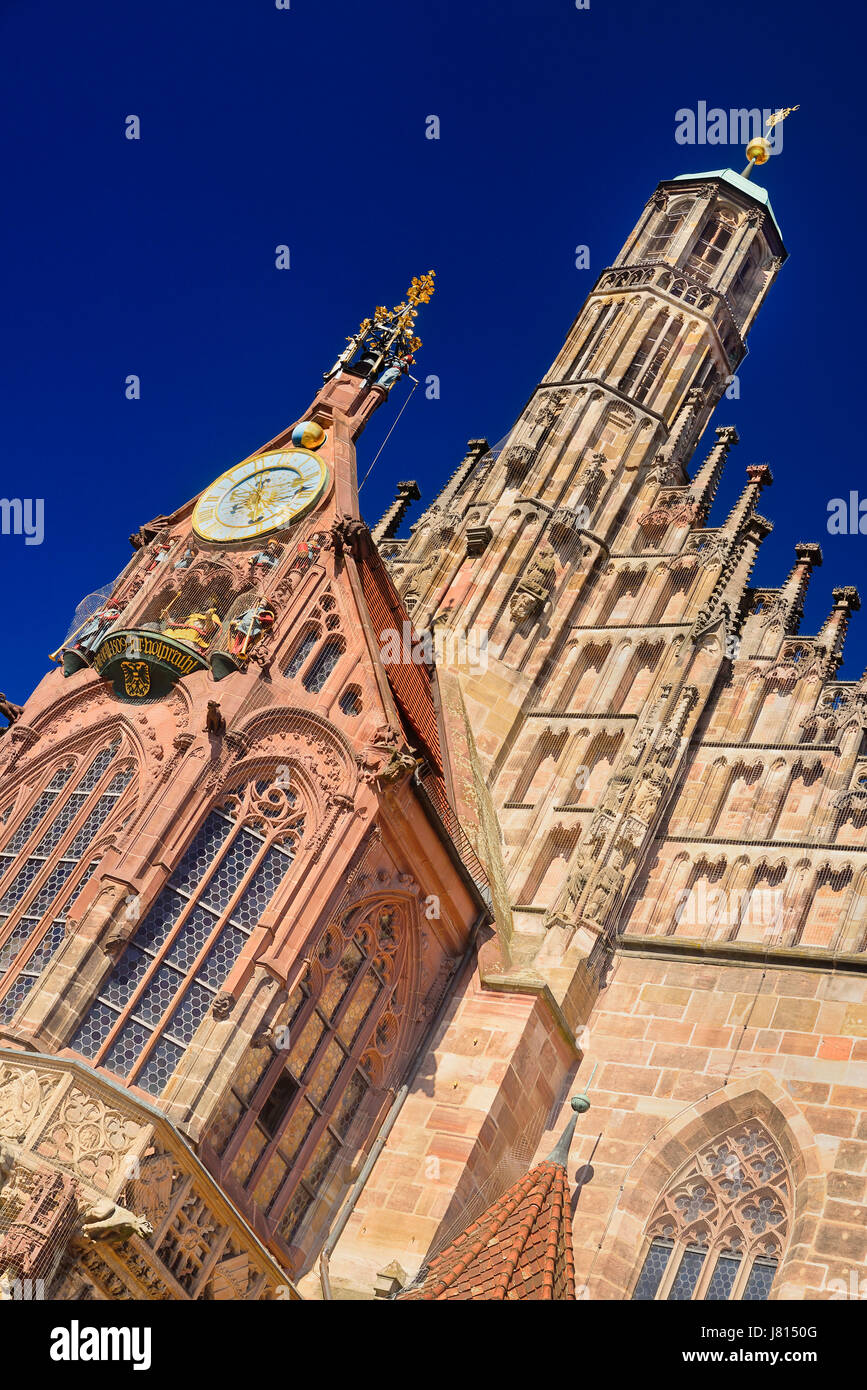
[192,444,329,543]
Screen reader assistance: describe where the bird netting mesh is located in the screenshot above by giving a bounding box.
[0,1152,80,1300]
[55,583,120,655]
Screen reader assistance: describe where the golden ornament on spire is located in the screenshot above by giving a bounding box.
[766,105,800,131]
[325,271,437,382]
[406,271,436,306]
[743,105,799,177]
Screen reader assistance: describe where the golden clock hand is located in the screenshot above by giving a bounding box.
[244,477,267,519]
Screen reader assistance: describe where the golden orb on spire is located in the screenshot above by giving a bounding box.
[742,105,799,179]
[745,135,771,166]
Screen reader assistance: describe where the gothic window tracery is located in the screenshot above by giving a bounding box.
[0,740,134,1024]
[610,640,663,715]
[686,213,735,283]
[632,1120,791,1301]
[519,825,579,905]
[302,637,345,694]
[284,626,320,679]
[69,778,305,1096]
[620,311,667,397]
[571,301,624,377]
[338,686,362,717]
[633,317,681,403]
[563,641,610,710]
[730,245,763,325]
[211,899,412,1251]
[645,211,685,261]
[508,730,568,807]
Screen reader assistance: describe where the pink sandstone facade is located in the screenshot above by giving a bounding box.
[0,166,865,1303]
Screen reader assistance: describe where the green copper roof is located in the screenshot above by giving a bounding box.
[671,168,782,240]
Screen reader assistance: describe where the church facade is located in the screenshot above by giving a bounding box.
[0,167,865,1303]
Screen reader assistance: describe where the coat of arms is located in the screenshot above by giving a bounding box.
[120,660,151,698]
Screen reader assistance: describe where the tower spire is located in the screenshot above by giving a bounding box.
[324,271,436,385]
[546,1067,598,1165]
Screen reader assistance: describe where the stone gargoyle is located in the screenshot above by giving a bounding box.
[81,1197,154,1245]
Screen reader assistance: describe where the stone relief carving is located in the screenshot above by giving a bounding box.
[0,1066,53,1142]
[509,546,556,623]
[36,1087,145,1191]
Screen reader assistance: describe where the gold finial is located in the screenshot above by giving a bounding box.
[325,271,436,382]
[743,105,799,177]
[766,105,800,131]
[406,271,436,306]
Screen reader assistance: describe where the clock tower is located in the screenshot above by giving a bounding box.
[0,273,491,1301]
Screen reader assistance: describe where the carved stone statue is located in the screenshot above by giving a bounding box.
[523,546,556,589]
[330,516,370,562]
[563,846,596,908]
[0,1142,15,1191]
[509,547,556,623]
[509,589,544,623]
[376,746,422,787]
[81,1198,154,1245]
[632,767,670,822]
[0,695,23,729]
[212,992,233,1020]
[204,701,225,736]
[624,722,655,769]
[583,863,624,925]
[598,775,630,816]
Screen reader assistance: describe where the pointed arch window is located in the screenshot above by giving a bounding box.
[620,311,667,397]
[69,779,304,1096]
[302,638,344,694]
[631,1120,790,1301]
[0,741,133,1024]
[210,900,409,1251]
[645,211,684,260]
[687,215,734,283]
[284,627,320,678]
[632,318,680,403]
[730,245,763,324]
[571,301,623,376]
[338,686,362,717]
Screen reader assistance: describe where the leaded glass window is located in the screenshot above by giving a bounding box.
[69,779,303,1097]
[631,1238,673,1300]
[284,628,319,679]
[667,1246,707,1300]
[742,1257,778,1301]
[705,1252,741,1301]
[338,687,362,717]
[214,901,406,1250]
[0,742,132,1023]
[302,638,344,694]
[631,1120,790,1301]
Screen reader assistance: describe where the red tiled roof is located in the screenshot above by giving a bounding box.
[356,548,443,774]
[399,1158,576,1301]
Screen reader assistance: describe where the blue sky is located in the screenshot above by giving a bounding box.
[2,0,864,700]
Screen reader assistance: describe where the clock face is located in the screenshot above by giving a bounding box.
[192,448,329,542]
